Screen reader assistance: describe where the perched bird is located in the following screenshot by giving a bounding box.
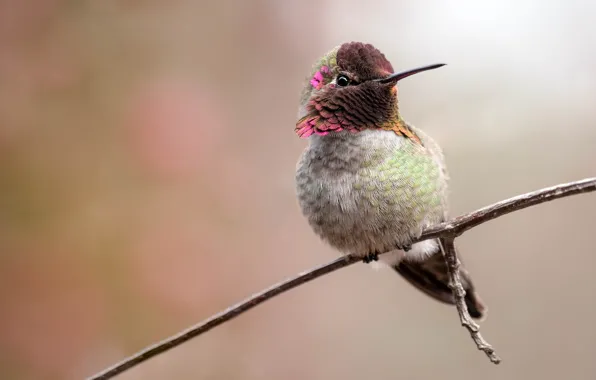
[294,42,486,319]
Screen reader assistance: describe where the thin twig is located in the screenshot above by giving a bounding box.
[88,177,596,380]
[440,237,501,363]
[88,257,358,380]
[422,177,596,239]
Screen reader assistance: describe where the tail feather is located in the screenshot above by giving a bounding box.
[393,238,486,320]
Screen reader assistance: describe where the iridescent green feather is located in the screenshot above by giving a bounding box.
[353,138,442,224]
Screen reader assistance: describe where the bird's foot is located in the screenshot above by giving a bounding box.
[362,252,379,264]
[397,244,412,252]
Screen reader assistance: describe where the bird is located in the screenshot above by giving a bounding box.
[294,42,486,319]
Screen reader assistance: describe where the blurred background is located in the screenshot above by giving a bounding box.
[1,0,595,379]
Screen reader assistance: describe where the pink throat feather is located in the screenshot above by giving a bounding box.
[296,64,361,138]
[295,115,359,138]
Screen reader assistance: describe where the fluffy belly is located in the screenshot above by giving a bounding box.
[296,164,444,257]
[295,129,447,258]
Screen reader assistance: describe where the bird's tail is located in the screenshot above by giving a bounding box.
[392,238,487,320]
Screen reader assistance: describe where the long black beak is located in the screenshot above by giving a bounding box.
[375,63,446,84]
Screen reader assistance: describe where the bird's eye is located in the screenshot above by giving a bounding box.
[336,75,350,87]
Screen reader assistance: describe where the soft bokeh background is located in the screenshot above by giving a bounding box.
[1,1,595,379]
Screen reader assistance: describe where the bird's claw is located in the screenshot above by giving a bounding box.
[398,244,412,252]
[362,252,379,264]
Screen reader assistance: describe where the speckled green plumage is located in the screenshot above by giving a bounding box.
[358,140,442,205]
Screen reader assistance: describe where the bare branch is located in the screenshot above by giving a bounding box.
[439,237,501,363]
[421,176,596,239]
[87,177,596,380]
[88,258,356,380]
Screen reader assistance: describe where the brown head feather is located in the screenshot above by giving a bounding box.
[336,42,394,81]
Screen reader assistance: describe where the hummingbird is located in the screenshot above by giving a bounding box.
[294,42,486,319]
